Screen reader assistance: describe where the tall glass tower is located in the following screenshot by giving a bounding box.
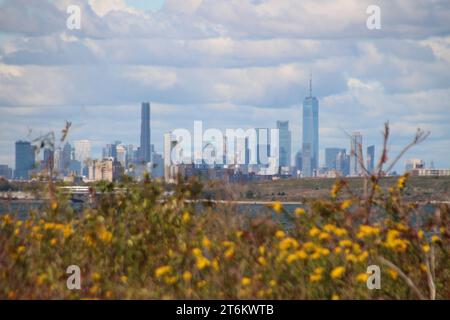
[15,141,35,179]
[350,132,363,176]
[140,102,151,163]
[302,76,319,177]
[276,121,291,167]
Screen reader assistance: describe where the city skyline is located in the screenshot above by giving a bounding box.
[0,0,449,173]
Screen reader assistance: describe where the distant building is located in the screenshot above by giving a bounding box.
[88,158,124,182]
[325,148,345,170]
[43,148,54,173]
[69,160,82,176]
[54,147,61,172]
[336,149,350,176]
[74,140,91,168]
[140,102,151,163]
[163,132,177,182]
[15,141,36,179]
[295,151,302,172]
[116,144,126,168]
[409,168,450,177]
[276,121,292,168]
[61,142,73,175]
[255,128,270,166]
[404,158,425,172]
[103,142,119,161]
[151,153,164,178]
[302,76,319,177]
[125,144,135,168]
[367,145,375,172]
[349,132,363,176]
[0,165,13,179]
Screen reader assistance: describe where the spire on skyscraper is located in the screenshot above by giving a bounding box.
[309,72,312,97]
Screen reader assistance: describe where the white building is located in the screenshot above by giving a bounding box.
[74,140,91,167]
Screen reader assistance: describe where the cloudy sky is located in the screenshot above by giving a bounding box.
[0,0,449,172]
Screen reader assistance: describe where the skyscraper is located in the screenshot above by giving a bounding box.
[366,145,375,172]
[74,140,91,167]
[15,141,35,179]
[325,148,346,170]
[61,142,72,175]
[255,128,270,166]
[276,121,292,168]
[350,132,363,176]
[140,102,151,163]
[302,75,319,177]
[336,150,350,176]
[43,148,54,172]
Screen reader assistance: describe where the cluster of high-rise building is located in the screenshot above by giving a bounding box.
[2,79,448,182]
[1,102,162,182]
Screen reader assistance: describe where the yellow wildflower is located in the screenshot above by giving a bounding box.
[346,254,358,263]
[339,239,352,247]
[388,268,398,280]
[356,273,369,282]
[340,199,352,210]
[417,230,424,239]
[420,264,427,273]
[192,248,202,257]
[16,246,26,255]
[223,241,234,248]
[202,236,211,249]
[98,228,113,243]
[357,251,369,262]
[318,232,330,240]
[196,256,211,270]
[333,227,348,237]
[120,275,128,284]
[331,182,340,198]
[36,274,47,285]
[241,277,251,286]
[182,271,192,282]
[258,245,266,255]
[224,247,234,259]
[50,238,57,246]
[271,201,283,213]
[286,253,298,264]
[92,272,101,281]
[309,227,321,237]
[182,211,190,223]
[331,294,340,300]
[309,274,322,282]
[279,237,299,251]
[431,235,440,243]
[295,250,308,259]
[258,256,267,265]
[294,208,305,216]
[165,276,177,285]
[275,230,286,238]
[303,241,315,251]
[314,267,324,274]
[422,244,430,253]
[212,259,220,271]
[357,225,380,239]
[155,265,172,278]
[63,224,73,238]
[397,174,408,190]
[331,266,345,279]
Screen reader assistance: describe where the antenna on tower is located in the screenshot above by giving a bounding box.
[309,72,312,97]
